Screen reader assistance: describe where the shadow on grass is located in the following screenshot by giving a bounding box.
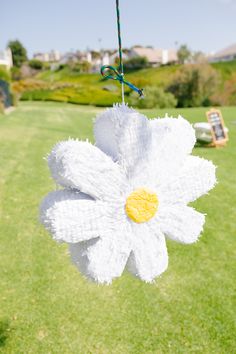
[0,320,10,347]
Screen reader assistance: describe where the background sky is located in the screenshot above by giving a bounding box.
[1,0,236,57]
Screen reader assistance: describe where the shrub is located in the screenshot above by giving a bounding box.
[167,64,219,107]
[11,66,22,80]
[212,73,236,106]
[28,59,43,70]
[21,89,53,101]
[70,62,81,73]
[20,85,120,107]
[12,79,50,94]
[223,74,236,105]
[123,56,149,71]
[71,61,91,73]
[12,79,72,95]
[130,86,177,109]
[0,101,4,113]
[0,66,11,82]
[10,91,19,106]
[55,64,66,71]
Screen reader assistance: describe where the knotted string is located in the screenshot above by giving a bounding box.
[101,0,144,102]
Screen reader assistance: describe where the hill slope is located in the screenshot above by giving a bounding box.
[14,60,236,107]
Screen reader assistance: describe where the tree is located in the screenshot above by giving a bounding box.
[223,74,236,105]
[167,64,219,107]
[7,40,27,68]
[28,59,43,70]
[212,73,236,106]
[91,51,100,60]
[177,45,191,64]
[192,51,207,64]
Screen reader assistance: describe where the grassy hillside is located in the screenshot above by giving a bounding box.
[11,60,236,107]
[37,64,180,87]
[0,102,235,353]
[212,60,236,80]
[37,60,236,86]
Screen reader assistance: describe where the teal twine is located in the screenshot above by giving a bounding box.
[116,0,123,75]
[101,0,144,100]
[101,66,144,97]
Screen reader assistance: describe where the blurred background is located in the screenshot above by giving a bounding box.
[1,0,236,109]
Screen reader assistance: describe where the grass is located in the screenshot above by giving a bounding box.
[36,60,236,90]
[37,64,180,88]
[0,102,235,353]
[212,60,236,80]
[37,61,236,86]
[21,86,119,107]
[16,60,236,107]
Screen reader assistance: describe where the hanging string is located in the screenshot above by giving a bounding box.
[101,0,144,102]
[115,0,125,103]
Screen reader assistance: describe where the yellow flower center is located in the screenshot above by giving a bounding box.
[125,188,158,223]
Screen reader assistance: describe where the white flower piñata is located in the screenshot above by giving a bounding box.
[40,104,216,284]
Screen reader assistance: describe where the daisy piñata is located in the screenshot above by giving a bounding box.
[40,104,216,284]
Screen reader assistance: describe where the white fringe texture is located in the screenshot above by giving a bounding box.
[40,104,216,284]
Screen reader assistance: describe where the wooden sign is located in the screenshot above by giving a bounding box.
[206,108,228,146]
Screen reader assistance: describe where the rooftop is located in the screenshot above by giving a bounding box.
[213,43,236,59]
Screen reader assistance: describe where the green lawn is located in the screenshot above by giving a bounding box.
[0,102,235,353]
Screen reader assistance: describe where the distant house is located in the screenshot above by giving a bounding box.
[166,48,178,64]
[209,43,236,62]
[76,50,92,63]
[48,50,61,62]
[0,48,13,70]
[129,46,178,66]
[109,51,129,66]
[33,50,61,62]
[89,51,111,72]
[60,52,78,64]
[33,52,49,62]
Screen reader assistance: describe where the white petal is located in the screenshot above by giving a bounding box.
[40,190,112,243]
[159,155,216,204]
[94,105,133,160]
[127,224,168,282]
[48,139,126,201]
[94,104,152,177]
[150,116,196,157]
[69,235,131,284]
[133,116,196,188]
[95,108,196,188]
[157,205,205,244]
[69,239,99,280]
